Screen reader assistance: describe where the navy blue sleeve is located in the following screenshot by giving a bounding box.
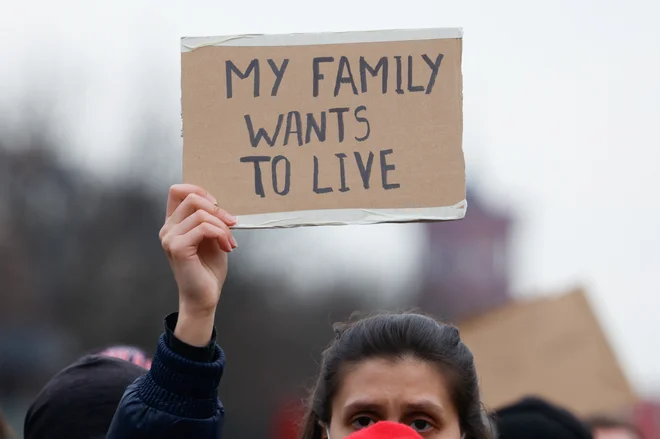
[107,314,225,439]
[164,312,218,362]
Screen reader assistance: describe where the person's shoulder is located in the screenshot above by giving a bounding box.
[107,335,225,439]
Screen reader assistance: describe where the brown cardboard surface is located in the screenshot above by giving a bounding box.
[459,289,637,416]
[181,30,465,228]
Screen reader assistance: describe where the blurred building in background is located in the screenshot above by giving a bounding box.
[419,190,512,321]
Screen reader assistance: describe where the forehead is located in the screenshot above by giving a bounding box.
[332,356,455,415]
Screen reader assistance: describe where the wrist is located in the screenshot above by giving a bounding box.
[178,299,217,320]
[174,303,217,348]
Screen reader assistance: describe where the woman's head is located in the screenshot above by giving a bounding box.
[300,312,489,439]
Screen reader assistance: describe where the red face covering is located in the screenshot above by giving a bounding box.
[345,421,423,439]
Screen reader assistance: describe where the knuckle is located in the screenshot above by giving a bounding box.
[168,240,185,259]
[194,209,207,222]
[161,235,172,252]
[169,184,183,196]
[184,193,199,204]
[193,194,208,208]
[207,223,223,236]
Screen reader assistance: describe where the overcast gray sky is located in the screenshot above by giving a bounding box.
[1,0,659,396]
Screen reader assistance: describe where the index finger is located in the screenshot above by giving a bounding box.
[166,184,217,219]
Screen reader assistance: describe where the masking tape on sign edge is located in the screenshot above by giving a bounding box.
[231,200,467,229]
[181,28,464,52]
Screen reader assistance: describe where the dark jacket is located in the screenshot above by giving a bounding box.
[107,313,225,438]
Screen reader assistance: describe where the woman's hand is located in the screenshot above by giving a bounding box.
[159,184,237,346]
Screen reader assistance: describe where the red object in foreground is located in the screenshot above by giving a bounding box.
[346,422,423,439]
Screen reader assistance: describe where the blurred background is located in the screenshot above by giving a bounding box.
[1,0,659,438]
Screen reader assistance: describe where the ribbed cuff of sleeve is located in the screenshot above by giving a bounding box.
[138,332,225,419]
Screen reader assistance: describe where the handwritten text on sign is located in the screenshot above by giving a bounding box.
[181,35,464,219]
[232,55,444,197]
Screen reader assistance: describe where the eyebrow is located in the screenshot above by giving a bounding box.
[343,399,446,418]
[403,401,445,417]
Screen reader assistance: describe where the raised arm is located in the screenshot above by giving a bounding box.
[107,184,237,439]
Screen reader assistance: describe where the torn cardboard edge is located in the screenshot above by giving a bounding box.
[181,27,463,52]
[232,201,467,229]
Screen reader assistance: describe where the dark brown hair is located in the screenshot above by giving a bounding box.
[299,312,491,439]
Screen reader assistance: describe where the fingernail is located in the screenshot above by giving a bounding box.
[230,236,238,248]
[226,213,237,224]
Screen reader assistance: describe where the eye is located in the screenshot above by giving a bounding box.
[351,416,376,430]
[410,419,433,433]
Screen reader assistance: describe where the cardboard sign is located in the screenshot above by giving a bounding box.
[458,289,637,416]
[181,29,465,228]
